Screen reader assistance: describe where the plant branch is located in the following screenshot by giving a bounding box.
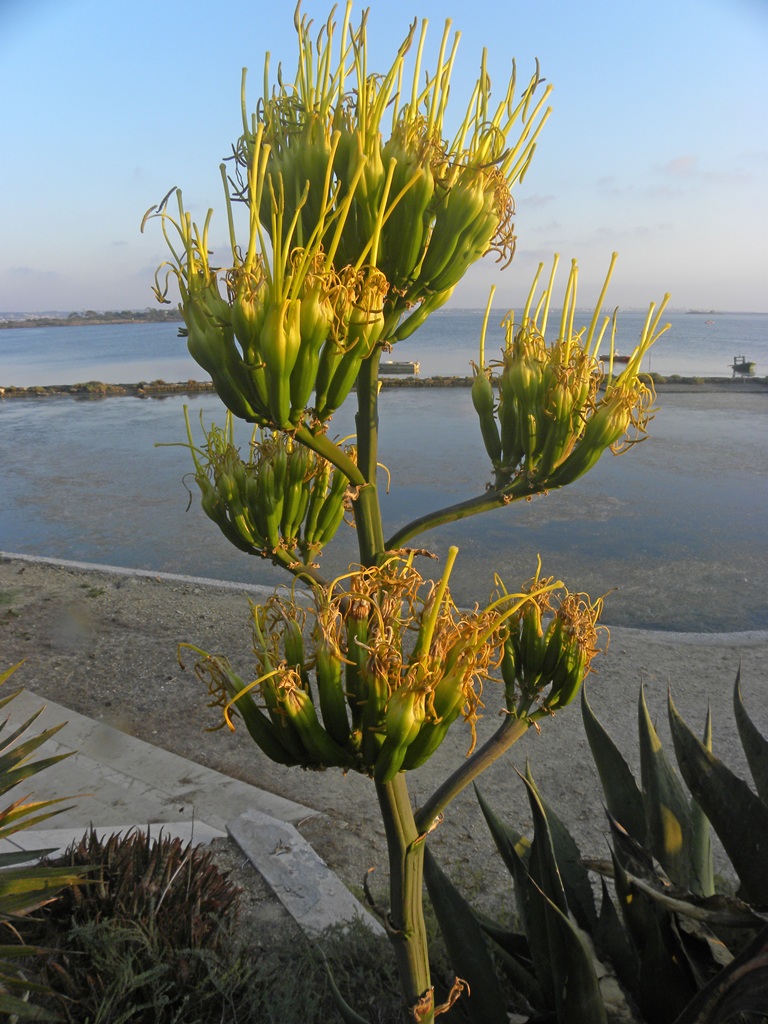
[294,423,367,489]
[415,714,533,834]
[385,478,546,550]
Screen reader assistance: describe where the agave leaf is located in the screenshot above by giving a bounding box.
[0,723,70,774]
[610,871,767,930]
[523,764,597,933]
[668,691,768,905]
[473,908,530,962]
[474,784,532,873]
[519,766,583,1012]
[581,686,646,843]
[689,706,714,897]
[522,768,569,918]
[608,861,733,987]
[526,876,609,1024]
[0,797,78,839]
[0,752,74,799]
[0,661,25,691]
[733,667,768,805]
[0,715,67,760]
[474,785,533,940]
[593,876,639,998]
[0,706,47,753]
[608,812,668,884]
[611,848,697,1023]
[672,922,768,1024]
[423,847,511,1024]
[0,990,62,1020]
[0,864,88,911]
[480,934,545,1009]
[639,686,692,888]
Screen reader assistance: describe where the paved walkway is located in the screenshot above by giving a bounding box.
[1,686,383,937]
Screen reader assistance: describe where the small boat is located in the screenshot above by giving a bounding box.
[379,360,420,375]
[731,356,756,377]
[599,353,631,364]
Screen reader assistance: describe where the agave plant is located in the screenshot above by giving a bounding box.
[424,670,768,1024]
[33,828,243,1020]
[0,663,87,1021]
[145,5,671,1020]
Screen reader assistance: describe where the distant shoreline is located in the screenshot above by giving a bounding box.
[1,375,766,399]
[0,311,183,329]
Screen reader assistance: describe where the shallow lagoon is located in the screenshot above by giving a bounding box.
[1,387,765,632]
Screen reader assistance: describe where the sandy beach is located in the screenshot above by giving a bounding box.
[1,552,766,914]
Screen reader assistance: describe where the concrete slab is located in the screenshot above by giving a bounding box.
[228,808,385,938]
[2,687,316,831]
[1,685,382,941]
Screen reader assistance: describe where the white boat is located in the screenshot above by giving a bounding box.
[379,360,420,375]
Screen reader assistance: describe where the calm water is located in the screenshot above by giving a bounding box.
[1,311,766,631]
[1,309,767,387]
[0,384,766,633]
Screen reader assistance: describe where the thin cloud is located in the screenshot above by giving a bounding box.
[657,154,750,186]
[6,265,58,278]
[661,155,698,177]
[518,193,556,209]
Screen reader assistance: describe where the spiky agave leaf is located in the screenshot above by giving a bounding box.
[732,666,768,805]
[581,684,646,844]
[423,846,511,1024]
[668,690,768,906]
[638,686,693,890]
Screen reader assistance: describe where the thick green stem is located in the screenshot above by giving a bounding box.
[415,714,532,834]
[353,351,386,565]
[376,773,434,1023]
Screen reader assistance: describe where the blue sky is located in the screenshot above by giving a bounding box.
[1,0,766,314]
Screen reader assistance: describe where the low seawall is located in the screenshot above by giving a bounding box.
[1,374,766,400]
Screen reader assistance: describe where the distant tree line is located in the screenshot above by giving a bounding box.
[0,308,183,329]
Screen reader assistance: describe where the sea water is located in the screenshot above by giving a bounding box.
[0,311,766,631]
[1,308,767,386]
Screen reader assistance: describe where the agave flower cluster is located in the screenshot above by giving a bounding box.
[182,551,596,782]
[144,2,552,432]
[181,408,356,569]
[498,564,606,718]
[472,254,670,495]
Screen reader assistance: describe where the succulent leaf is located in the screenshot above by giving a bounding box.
[668,691,768,906]
[732,667,768,805]
[638,687,692,889]
[423,847,511,1024]
[581,685,646,844]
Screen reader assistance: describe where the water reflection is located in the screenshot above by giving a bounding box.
[0,389,766,631]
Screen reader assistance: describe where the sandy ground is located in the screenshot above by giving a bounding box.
[1,553,766,922]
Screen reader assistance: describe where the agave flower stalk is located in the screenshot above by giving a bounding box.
[147,6,670,1020]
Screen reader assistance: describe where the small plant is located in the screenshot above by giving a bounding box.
[31,828,244,1020]
[39,829,240,950]
[424,670,768,1023]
